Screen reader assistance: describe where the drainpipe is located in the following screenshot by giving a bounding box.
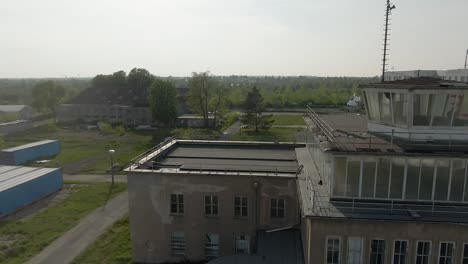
[252,181,260,253]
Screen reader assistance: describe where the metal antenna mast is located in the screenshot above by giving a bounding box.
[465,49,468,69]
[381,0,396,82]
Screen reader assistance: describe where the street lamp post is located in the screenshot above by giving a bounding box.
[109,149,115,185]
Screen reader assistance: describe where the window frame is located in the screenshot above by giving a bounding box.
[204,195,218,217]
[438,241,455,264]
[170,231,186,256]
[270,198,286,218]
[234,196,248,218]
[325,236,341,264]
[170,193,184,215]
[347,237,363,264]
[370,238,386,264]
[462,243,468,264]
[205,233,220,259]
[415,240,432,264]
[392,239,409,264]
[235,234,250,254]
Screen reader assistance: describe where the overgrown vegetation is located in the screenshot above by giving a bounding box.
[73,216,132,264]
[0,182,127,264]
[149,79,178,125]
[240,87,273,132]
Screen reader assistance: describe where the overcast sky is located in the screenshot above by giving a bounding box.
[1,0,467,78]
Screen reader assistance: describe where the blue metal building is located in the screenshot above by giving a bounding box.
[0,165,63,217]
[0,139,61,165]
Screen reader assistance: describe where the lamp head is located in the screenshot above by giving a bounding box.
[109,149,115,154]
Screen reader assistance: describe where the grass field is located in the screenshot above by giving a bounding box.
[230,127,301,142]
[271,115,305,126]
[0,182,127,264]
[73,216,132,264]
[2,124,171,175]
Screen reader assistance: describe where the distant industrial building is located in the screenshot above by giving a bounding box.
[384,68,468,82]
[56,86,189,126]
[0,105,35,121]
[126,77,468,264]
[0,120,32,136]
[0,166,62,217]
[0,140,61,166]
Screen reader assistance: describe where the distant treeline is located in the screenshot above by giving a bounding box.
[0,78,90,105]
[0,73,378,107]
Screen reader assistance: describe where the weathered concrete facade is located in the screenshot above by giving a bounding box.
[56,104,151,126]
[301,217,468,264]
[127,172,299,263]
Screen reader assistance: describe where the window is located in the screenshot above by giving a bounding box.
[370,239,386,264]
[416,241,431,264]
[391,93,408,126]
[419,160,435,200]
[205,195,218,216]
[450,160,466,201]
[347,238,362,264]
[270,198,285,218]
[463,244,468,264]
[234,197,248,217]
[333,157,347,196]
[346,158,361,197]
[205,233,220,259]
[393,240,408,264]
[171,232,186,256]
[362,159,377,198]
[376,158,391,199]
[235,234,250,254]
[438,242,454,264]
[405,159,421,200]
[170,194,184,214]
[390,159,406,199]
[326,237,340,264]
[434,160,450,201]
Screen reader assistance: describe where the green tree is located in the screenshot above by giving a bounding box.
[240,86,273,132]
[149,79,178,126]
[31,81,66,113]
[188,71,226,128]
[127,68,154,91]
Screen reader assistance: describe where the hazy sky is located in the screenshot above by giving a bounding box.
[1,0,467,78]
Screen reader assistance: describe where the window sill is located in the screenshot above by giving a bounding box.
[170,213,184,216]
[233,216,249,219]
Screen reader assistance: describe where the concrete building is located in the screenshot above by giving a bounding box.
[0,105,35,122]
[126,140,303,263]
[126,77,468,264]
[384,68,468,82]
[56,87,189,126]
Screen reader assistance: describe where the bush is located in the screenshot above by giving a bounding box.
[98,123,126,136]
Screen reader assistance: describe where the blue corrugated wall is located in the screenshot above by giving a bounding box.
[0,169,63,217]
[11,141,61,165]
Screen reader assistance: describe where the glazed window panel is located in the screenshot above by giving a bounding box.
[362,160,377,198]
[419,160,435,200]
[390,159,406,199]
[438,242,454,264]
[431,94,453,126]
[413,94,434,126]
[434,160,450,201]
[393,240,408,264]
[333,157,347,196]
[370,239,386,264]
[450,160,466,201]
[379,92,392,124]
[463,244,468,264]
[347,238,363,264]
[391,93,408,126]
[405,159,421,200]
[416,241,431,264]
[326,237,340,264]
[346,158,361,197]
[366,91,381,122]
[454,92,468,126]
[375,158,391,199]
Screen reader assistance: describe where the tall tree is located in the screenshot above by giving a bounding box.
[149,79,178,126]
[240,87,273,132]
[188,71,225,128]
[32,81,66,114]
[127,68,154,91]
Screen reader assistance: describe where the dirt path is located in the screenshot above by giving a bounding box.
[26,192,129,264]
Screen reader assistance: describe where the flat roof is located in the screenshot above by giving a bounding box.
[308,112,468,155]
[127,140,303,177]
[0,165,60,192]
[360,77,468,90]
[296,147,468,224]
[3,140,58,152]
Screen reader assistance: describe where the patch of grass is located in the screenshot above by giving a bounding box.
[3,125,171,174]
[220,112,240,131]
[73,216,132,264]
[172,128,220,140]
[230,127,301,142]
[271,115,305,126]
[0,182,127,264]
